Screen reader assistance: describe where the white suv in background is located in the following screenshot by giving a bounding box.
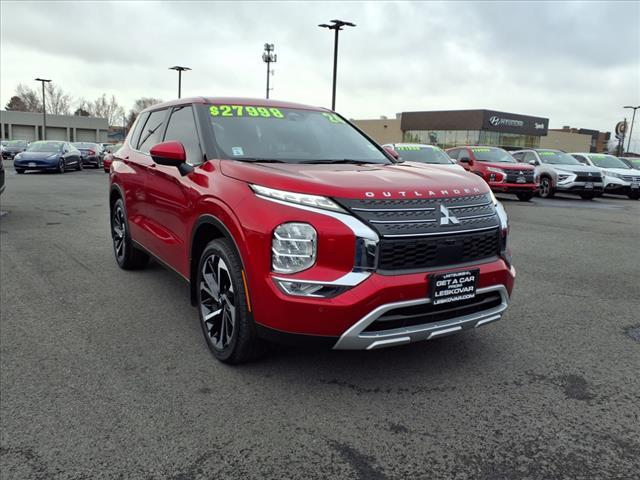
[571,153,640,200]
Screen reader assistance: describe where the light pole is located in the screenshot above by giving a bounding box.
[35,78,51,140]
[262,43,277,99]
[624,105,640,153]
[318,19,355,111]
[169,66,191,99]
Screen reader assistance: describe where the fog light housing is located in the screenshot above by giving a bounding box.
[272,223,317,273]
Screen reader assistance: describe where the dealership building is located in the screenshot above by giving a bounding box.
[0,110,109,143]
[354,109,601,153]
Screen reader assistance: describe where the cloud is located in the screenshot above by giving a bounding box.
[1,1,638,149]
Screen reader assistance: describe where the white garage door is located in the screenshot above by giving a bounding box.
[47,127,67,141]
[76,129,96,142]
[12,125,36,141]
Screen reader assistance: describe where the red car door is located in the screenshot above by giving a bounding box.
[142,105,203,276]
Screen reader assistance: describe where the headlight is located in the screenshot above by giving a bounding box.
[14,153,22,160]
[272,223,317,273]
[604,171,622,180]
[486,167,505,182]
[251,184,345,212]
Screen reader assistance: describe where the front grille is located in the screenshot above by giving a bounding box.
[622,174,640,182]
[377,229,500,271]
[336,193,500,237]
[504,171,535,183]
[363,290,503,332]
[575,173,602,182]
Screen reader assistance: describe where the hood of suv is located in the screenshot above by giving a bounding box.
[551,164,600,174]
[220,160,490,199]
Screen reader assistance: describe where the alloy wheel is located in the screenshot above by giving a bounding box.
[200,255,236,350]
[112,205,126,261]
[540,178,550,197]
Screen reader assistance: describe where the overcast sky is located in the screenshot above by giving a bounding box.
[1,1,639,150]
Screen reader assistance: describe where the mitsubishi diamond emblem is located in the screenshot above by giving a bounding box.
[440,204,460,225]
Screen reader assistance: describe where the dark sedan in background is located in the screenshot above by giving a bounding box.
[2,140,29,159]
[73,142,104,169]
[14,141,82,174]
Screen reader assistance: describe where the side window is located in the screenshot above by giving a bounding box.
[524,152,538,163]
[512,152,523,161]
[129,112,149,150]
[138,109,168,153]
[163,105,203,164]
[458,148,470,160]
[447,148,459,159]
[573,154,588,165]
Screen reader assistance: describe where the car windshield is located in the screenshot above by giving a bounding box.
[205,104,391,164]
[588,154,630,169]
[537,150,581,165]
[393,145,453,164]
[470,147,517,163]
[26,141,63,152]
[622,157,640,168]
[74,142,95,149]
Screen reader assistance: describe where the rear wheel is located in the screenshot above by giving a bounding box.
[197,239,262,364]
[539,177,554,198]
[517,192,534,202]
[580,192,595,200]
[111,198,149,269]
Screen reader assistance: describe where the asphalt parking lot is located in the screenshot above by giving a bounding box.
[1,161,639,480]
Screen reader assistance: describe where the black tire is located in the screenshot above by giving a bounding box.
[111,198,149,270]
[76,159,83,171]
[517,192,534,202]
[539,176,554,198]
[15,169,24,174]
[57,159,65,174]
[197,238,263,364]
[628,191,640,200]
[97,159,103,169]
[579,192,595,200]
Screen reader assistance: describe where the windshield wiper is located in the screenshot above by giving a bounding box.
[298,159,382,165]
[233,157,287,163]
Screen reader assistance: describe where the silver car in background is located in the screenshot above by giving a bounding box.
[571,153,640,200]
[512,149,603,200]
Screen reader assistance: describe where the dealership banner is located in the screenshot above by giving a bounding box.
[481,110,549,136]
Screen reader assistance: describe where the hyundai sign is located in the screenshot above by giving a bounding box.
[482,110,548,135]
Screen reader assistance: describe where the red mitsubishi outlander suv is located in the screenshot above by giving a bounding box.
[446,146,538,201]
[109,98,515,363]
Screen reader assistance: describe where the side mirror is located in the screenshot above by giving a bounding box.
[383,146,399,160]
[150,141,194,176]
[528,159,538,166]
[459,156,470,164]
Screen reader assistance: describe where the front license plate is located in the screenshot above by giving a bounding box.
[28,162,36,167]
[430,269,479,306]
[631,182,639,189]
[585,182,594,189]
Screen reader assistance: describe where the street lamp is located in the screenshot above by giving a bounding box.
[169,66,191,99]
[318,19,356,110]
[262,43,277,99]
[34,78,51,140]
[624,105,640,153]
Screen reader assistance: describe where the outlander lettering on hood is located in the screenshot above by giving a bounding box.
[109,96,516,364]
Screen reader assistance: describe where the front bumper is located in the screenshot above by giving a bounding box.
[556,180,603,193]
[489,182,537,194]
[14,159,58,170]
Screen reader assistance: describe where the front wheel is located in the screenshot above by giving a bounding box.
[16,169,24,174]
[539,177,554,198]
[197,239,263,364]
[517,192,534,202]
[76,159,83,171]
[628,191,640,200]
[58,159,65,174]
[111,198,149,269]
[580,192,595,200]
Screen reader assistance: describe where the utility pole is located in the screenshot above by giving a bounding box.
[35,78,51,140]
[318,19,355,110]
[262,44,277,99]
[624,105,640,153]
[169,66,191,99]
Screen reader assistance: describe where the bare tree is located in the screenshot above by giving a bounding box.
[14,83,42,112]
[92,94,125,126]
[5,96,28,111]
[45,83,72,115]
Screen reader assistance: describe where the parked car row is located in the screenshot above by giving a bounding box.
[9,140,116,173]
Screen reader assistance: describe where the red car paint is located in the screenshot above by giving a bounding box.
[446,146,537,197]
[110,97,515,349]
